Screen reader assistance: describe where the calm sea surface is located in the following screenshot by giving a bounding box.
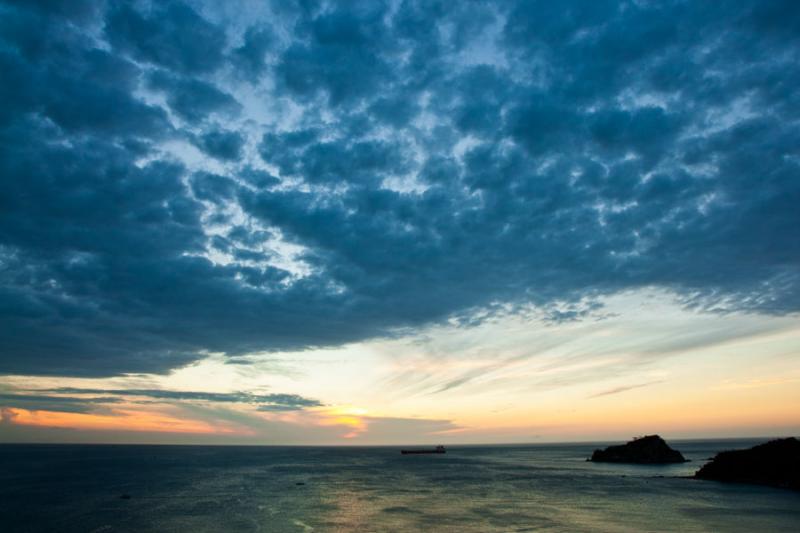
[1,440,798,532]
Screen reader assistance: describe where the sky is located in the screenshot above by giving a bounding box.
[0,0,798,445]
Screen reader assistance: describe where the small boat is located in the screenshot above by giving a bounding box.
[401,445,446,455]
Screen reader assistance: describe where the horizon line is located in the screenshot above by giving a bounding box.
[1,434,796,448]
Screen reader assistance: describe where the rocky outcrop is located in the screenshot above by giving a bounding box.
[589,435,687,464]
[694,437,800,491]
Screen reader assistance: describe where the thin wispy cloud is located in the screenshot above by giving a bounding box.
[588,381,665,399]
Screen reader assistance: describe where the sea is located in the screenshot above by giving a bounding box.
[0,439,798,532]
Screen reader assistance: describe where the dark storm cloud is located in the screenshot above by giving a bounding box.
[105,1,226,75]
[275,2,395,105]
[190,172,238,202]
[0,3,169,137]
[192,129,246,161]
[232,26,274,80]
[257,133,411,185]
[147,71,241,123]
[1,0,798,377]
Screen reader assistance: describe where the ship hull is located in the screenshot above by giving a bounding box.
[400,450,446,454]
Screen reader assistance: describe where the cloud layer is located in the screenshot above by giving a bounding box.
[1,0,798,377]
[0,387,322,413]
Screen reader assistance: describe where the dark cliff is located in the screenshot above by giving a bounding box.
[694,438,800,491]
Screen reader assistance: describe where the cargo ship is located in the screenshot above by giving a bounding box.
[400,445,446,455]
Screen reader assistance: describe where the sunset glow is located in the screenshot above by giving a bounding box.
[5,408,235,435]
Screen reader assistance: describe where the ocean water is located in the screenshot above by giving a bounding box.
[0,440,798,532]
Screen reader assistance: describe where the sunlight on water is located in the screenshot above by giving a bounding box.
[0,441,797,532]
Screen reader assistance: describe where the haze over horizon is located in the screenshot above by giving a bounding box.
[1,0,798,446]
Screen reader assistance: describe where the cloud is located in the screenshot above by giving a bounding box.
[191,129,245,161]
[0,0,798,377]
[147,70,240,123]
[190,171,238,202]
[588,380,664,399]
[0,386,322,421]
[231,26,273,80]
[40,388,323,411]
[275,4,396,106]
[349,416,461,444]
[105,1,227,75]
[0,407,18,424]
[0,392,121,413]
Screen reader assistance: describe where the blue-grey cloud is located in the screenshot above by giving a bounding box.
[105,1,226,75]
[192,129,246,161]
[232,26,273,81]
[147,70,240,123]
[190,171,238,203]
[7,388,324,412]
[0,392,121,413]
[276,3,396,106]
[0,0,798,377]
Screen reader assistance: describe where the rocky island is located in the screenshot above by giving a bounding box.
[694,437,800,491]
[589,435,687,464]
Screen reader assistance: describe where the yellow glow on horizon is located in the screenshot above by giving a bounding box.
[312,406,371,438]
